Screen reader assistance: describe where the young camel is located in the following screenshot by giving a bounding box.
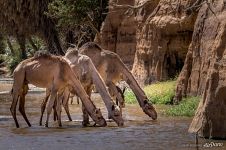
[79,42,157,120]
[39,50,124,126]
[10,52,106,128]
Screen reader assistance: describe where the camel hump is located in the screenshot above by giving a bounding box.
[34,50,51,58]
[79,42,102,52]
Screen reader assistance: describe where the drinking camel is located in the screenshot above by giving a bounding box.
[40,50,124,126]
[79,42,157,120]
[10,52,106,128]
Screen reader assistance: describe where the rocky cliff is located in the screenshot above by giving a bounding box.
[98,0,137,68]
[174,0,226,138]
[132,0,197,85]
[100,0,226,138]
[100,0,197,85]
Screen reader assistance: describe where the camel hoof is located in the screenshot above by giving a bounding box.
[45,123,49,128]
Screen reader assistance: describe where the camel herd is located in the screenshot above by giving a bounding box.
[10,42,157,128]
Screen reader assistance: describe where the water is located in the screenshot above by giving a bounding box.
[0,83,225,150]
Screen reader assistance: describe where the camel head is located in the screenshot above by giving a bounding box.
[109,104,124,126]
[143,99,157,120]
[92,108,107,127]
[65,48,79,64]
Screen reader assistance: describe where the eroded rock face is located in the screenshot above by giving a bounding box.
[174,0,226,138]
[132,0,197,85]
[99,0,136,68]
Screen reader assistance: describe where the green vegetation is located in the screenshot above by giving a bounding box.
[144,81,176,104]
[165,96,200,117]
[7,54,23,73]
[124,80,200,117]
[47,0,109,45]
[125,80,176,104]
[0,33,6,55]
[3,36,44,73]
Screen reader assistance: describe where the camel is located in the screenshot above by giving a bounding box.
[70,85,125,106]
[79,42,157,120]
[39,50,124,126]
[115,86,126,107]
[10,52,106,128]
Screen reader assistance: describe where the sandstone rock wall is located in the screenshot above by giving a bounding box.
[132,0,197,85]
[99,0,136,68]
[100,0,226,138]
[174,0,226,138]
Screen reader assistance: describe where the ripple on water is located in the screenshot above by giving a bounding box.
[0,91,226,150]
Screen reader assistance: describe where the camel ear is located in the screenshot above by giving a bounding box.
[112,105,115,111]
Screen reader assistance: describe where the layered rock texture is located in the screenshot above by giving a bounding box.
[100,0,226,138]
[99,0,137,68]
[100,0,197,84]
[132,0,196,85]
[175,1,226,138]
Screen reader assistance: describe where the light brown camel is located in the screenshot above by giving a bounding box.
[10,52,106,128]
[79,42,157,120]
[39,51,124,126]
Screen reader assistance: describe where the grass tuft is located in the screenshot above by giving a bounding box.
[124,80,200,117]
[124,80,176,104]
[164,96,200,117]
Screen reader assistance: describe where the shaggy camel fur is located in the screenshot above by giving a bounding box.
[79,42,157,120]
[10,52,106,128]
[39,51,124,126]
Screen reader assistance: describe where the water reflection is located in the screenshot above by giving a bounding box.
[0,85,225,150]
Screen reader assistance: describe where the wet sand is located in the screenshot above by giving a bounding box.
[0,83,225,150]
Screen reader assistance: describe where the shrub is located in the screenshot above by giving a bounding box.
[164,96,200,117]
[7,55,22,73]
[124,80,176,104]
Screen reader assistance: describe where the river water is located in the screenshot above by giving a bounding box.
[0,83,225,150]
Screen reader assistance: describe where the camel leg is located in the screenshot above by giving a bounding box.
[62,89,72,121]
[107,82,124,115]
[82,104,90,126]
[45,89,58,127]
[40,90,50,126]
[53,100,58,121]
[82,87,92,126]
[18,92,31,127]
[56,93,62,127]
[70,94,73,104]
[76,96,79,104]
[10,93,20,128]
